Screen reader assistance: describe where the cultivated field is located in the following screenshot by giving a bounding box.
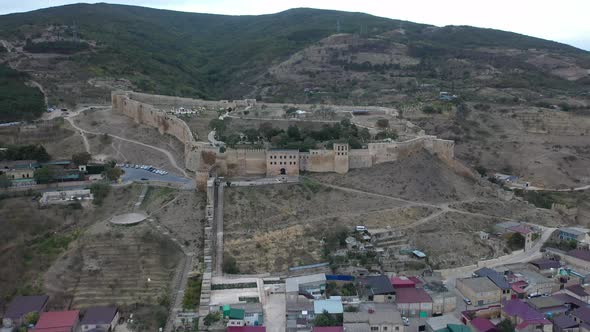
[0,185,141,302]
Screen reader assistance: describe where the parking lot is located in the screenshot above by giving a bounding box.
[120,166,194,189]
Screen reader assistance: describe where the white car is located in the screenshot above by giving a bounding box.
[402,317,410,326]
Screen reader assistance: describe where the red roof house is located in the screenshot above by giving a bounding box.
[33,310,79,332]
[469,317,497,332]
[391,276,416,289]
[395,288,433,316]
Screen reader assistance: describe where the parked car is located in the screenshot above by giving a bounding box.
[463,298,472,305]
[402,317,410,326]
[355,225,368,232]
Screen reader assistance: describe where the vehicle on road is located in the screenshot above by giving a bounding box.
[463,298,472,305]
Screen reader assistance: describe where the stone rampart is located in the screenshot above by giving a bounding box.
[112,91,461,191]
[112,91,205,172]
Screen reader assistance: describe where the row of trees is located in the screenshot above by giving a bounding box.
[210,118,398,152]
[0,145,50,162]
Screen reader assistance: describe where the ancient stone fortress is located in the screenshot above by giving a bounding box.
[112,91,461,191]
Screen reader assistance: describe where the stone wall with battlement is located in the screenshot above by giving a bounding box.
[112,91,460,191]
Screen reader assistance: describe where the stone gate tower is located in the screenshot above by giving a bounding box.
[334,143,349,174]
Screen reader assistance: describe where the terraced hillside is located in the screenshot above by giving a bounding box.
[45,224,181,309]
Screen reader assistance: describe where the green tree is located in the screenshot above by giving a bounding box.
[203,312,221,326]
[287,125,301,140]
[23,311,40,325]
[105,167,123,181]
[497,319,515,332]
[0,174,10,188]
[358,128,371,141]
[223,254,239,274]
[71,152,92,166]
[376,119,389,128]
[90,182,111,205]
[34,166,54,184]
[508,233,526,250]
[313,310,342,327]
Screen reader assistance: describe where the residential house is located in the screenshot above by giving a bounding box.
[501,299,552,332]
[571,307,590,332]
[231,303,264,327]
[314,298,343,315]
[422,277,456,315]
[551,314,579,332]
[426,315,463,332]
[395,288,433,317]
[551,293,588,310]
[80,306,119,331]
[529,259,561,276]
[357,275,395,303]
[558,228,590,244]
[1,295,49,328]
[527,297,569,316]
[0,160,37,186]
[468,317,497,332]
[474,268,512,300]
[33,310,80,332]
[286,273,328,331]
[565,285,590,303]
[456,277,502,306]
[343,303,404,332]
[391,277,417,289]
[286,274,327,300]
[509,267,558,296]
[562,250,590,273]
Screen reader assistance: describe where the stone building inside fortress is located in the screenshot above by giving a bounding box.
[111,91,462,191]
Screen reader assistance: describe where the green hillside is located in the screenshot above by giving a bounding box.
[0,3,588,102]
[0,4,418,99]
[0,64,45,122]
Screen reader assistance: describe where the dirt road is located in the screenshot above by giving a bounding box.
[313,180,519,223]
[66,108,188,177]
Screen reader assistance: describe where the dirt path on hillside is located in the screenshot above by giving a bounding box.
[66,108,188,177]
[314,180,520,223]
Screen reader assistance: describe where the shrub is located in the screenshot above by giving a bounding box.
[90,182,110,205]
[376,119,389,128]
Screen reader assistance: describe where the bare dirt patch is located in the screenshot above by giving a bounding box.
[74,108,186,174]
[222,182,443,273]
[410,211,506,268]
[310,150,481,203]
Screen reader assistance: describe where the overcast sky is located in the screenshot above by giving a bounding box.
[2,0,589,51]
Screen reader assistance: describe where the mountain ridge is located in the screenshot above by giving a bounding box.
[0,3,588,107]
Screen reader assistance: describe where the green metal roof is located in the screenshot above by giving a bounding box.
[229,308,245,320]
[447,324,471,332]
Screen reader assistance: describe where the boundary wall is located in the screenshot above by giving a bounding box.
[112,91,464,191]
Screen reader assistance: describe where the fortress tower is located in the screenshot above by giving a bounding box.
[333,143,349,174]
